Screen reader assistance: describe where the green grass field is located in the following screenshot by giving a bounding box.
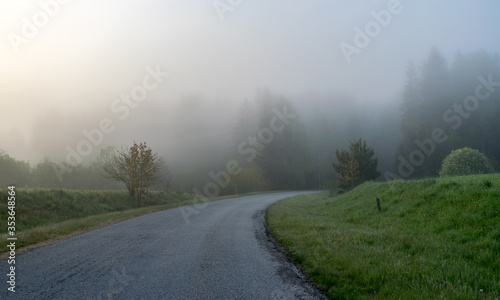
[267,174,500,299]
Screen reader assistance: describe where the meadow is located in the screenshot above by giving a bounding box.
[267,174,500,299]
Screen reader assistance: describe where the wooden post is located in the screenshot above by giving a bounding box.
[376,197,381,212]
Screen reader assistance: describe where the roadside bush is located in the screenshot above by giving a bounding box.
[439,147,493,177]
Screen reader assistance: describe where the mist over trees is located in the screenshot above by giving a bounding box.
[396,48,500,179]
[253,92,310,190]
[0,151,121,190]
[0,150,30,187]
[1,47,498,193]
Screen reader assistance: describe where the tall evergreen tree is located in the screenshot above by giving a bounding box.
[255,92,310,190]
[307,110,336,189]
[397,48,453,178]
[395,48,500,178]
[231,99,258,150]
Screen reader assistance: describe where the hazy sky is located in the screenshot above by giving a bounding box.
[1,0,500,162]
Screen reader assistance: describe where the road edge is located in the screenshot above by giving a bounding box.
[253,204,328,299]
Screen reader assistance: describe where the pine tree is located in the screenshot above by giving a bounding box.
[255,92,310,190]
[333,139,379,193]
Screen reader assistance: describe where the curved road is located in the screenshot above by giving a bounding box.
[1,192,326,299]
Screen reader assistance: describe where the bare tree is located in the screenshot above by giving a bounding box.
[101,142,166,206]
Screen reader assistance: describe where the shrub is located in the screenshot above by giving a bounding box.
[439,147,493,177]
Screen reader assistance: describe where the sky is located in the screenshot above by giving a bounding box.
[1,0,500,163]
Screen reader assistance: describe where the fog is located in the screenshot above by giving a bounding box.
[1,0,500,190]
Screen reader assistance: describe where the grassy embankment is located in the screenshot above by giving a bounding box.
[0,188,238,254]
[267,174,500,299]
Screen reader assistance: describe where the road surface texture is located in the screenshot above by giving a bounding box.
[1,191,327,299]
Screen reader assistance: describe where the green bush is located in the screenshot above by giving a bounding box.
[439,147,493,176]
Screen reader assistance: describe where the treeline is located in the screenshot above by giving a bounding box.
[394,48,500,179]
[167,91,315,195]
[190,88,398,194]
[167,47,500,191]
[2,47,498,192]
[0,150,121,190]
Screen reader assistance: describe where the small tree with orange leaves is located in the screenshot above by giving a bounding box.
[102,142,165,206]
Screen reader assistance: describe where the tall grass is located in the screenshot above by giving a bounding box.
[267,174,500,299]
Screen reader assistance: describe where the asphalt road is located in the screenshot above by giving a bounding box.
[1,191,327,299]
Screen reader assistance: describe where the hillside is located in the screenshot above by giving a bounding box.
[267,174,500,299]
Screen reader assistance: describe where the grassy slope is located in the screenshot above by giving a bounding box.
[267,174,500,299]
